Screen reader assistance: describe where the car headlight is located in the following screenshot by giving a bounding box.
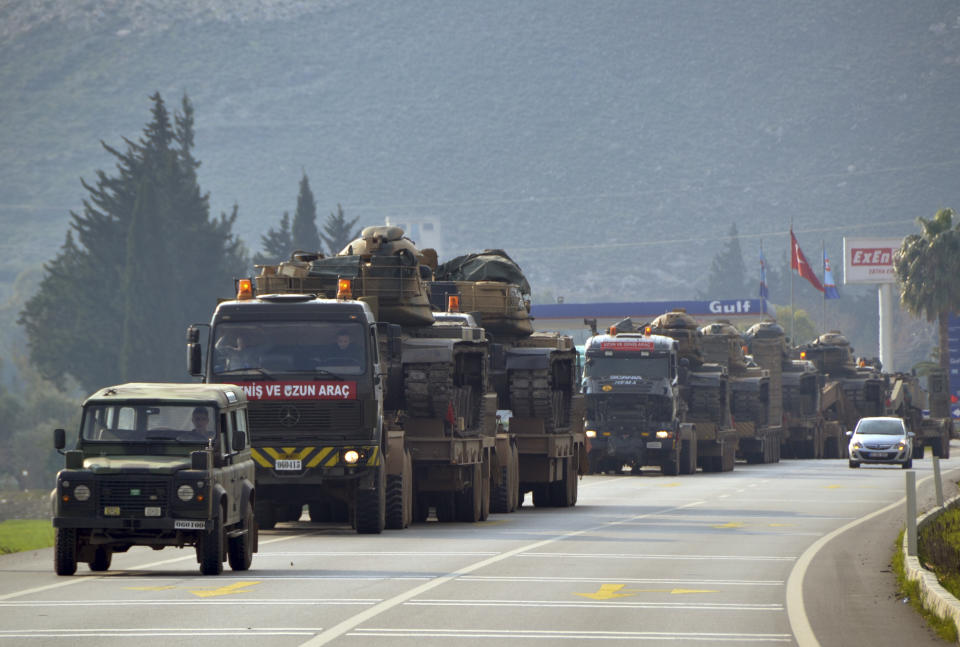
[177,484,195,502]
[343,449,360,465]
[852,442,862,449]
[897,442,906,451]
[73,484,91,502]
[585,430,597,438]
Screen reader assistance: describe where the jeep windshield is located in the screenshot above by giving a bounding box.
[212,321,367,377]
[81,404,216,443]
[584,356,670,380]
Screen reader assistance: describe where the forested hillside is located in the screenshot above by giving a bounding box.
[1,0,957,315]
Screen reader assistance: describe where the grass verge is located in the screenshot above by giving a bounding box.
[0,519,54,554]
[892,527,960,642]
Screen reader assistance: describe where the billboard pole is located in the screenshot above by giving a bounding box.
[879,283,894,371]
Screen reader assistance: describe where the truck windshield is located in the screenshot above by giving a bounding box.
[81,404,216,443]
[584,355,670,380]
[212,321,367,376]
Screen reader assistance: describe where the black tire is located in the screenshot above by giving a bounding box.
[848,460,860,468]
[199,509,224,575]
[255,501,276,530]
[54,528,78,576]
[662,449,680,476]
[455,464,483,522]
[89,546,112,572]
[491,465,511,513]
[385,474,406,529]
[228,501,255,571]
[532,485,551,507]
[356,467,386,534]
[413,493,429,523]
[903,458,913,469]
[435,493,456,522]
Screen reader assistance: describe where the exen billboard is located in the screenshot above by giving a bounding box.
[843,237,900,284]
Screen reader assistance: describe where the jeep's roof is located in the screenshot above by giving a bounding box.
[83,383,247,408]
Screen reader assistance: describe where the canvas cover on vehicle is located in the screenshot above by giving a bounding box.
[435,250,531,295]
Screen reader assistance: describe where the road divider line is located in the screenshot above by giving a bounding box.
[297,499,707,647]
[348,628,793,642]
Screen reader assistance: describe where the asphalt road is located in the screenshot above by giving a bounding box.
[2,449,958,646]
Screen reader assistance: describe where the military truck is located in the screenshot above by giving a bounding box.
[52,383,256,576]
[883,368,952,459]
[745,320,824,458]
[429,250,583,508]
[581,324,696,476]
[648,310,738,472]
[188,288,397,532]
[793,331,886,458]
[699,321,781,464]
[247,226,494,525]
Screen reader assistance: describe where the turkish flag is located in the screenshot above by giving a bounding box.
[790,229,824,292]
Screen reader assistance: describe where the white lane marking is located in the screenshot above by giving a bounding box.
[297,499,707,647]
[786,469,953,647]
[260,551,499,557]
[349,628,793,642]
[457,575,783,586]
[519,552,795,561]
[0,534,300,602]
[404,599,783,611]
[0,628,322,638]
[0,598,377,607]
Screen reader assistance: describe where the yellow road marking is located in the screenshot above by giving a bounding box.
[824,484,843,489]
[189,581,260,598]
[576,583,640,600]
[769,523,793,527]
[713,521,744,529]
[125,585,177,591]
[659,482,681,487]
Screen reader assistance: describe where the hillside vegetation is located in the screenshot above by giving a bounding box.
[1,1,958,307]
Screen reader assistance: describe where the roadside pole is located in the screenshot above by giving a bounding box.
[906,470,917,556]
[933,454,944,508]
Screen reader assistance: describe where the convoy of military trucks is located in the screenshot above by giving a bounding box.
[50,223,956,575]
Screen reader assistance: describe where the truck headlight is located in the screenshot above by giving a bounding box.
[177,485,195,502]
[585,430,597,438]
[73,484,91,502]
[343,450,360,465]
[656,430,671,439]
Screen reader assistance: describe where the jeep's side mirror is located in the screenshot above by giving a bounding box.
[845,430,853,437]
[54,428,66,451]
[232,429,246,451]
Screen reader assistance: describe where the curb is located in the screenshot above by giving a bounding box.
[902,492,960,638]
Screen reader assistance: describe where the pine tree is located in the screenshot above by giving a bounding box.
[699,223,748,299]
[321,204,361,256]
[291,173,322,253]
[19,92,249,392]
[253,212,293,265]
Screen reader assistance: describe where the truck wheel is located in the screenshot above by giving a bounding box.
[199,509,224,575]
[356,467,386,534]
[386,450,413,530]
[255,501,276,530]
[912,444,924,460]
[435,493,456,522]
[456,464,483,522]
[480,460,491,521]
[54,528,78,576]
[662,449,680,476]
[532,485,551,507]
[228,501,255,571]
[510,444,520,512]
[89,546,112,572]
[491,465,512,513]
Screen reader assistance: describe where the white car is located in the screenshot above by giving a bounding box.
[847,417,914,469]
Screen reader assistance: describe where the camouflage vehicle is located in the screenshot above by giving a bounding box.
[699,321,780,464]
[581,322,696,476]
[648,310,738,472]
[188,289,392,533]
[52,383,256,576]
[882,368,952,459]
[251,225,494,525]
[793,331,885,457]
[429,250,583,508]
[745,320,824,458]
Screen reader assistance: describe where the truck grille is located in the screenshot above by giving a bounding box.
[249,400,364,442]
[98,479,168,517]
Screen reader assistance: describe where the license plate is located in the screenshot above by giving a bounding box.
[144,506,161,517]
[174,520,206,530]
[869,452,886,459]
[104,506,120,516]
[275,459,302,470]
[646,441,662,449]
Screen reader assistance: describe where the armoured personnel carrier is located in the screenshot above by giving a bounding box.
[699,321,780,464]
[793,331,885,457]
[744,320,825,458]
[882,368,952,459]
[429,250,583,508]
[648,310,737,472]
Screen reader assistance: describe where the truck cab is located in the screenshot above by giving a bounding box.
[52,382,255,576]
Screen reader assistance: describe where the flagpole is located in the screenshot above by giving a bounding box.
[789,222,794,344]
[821,239,826,333]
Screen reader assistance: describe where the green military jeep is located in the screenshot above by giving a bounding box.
[52,383,257,576]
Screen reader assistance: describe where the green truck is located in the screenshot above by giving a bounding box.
[52,383,257,576]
